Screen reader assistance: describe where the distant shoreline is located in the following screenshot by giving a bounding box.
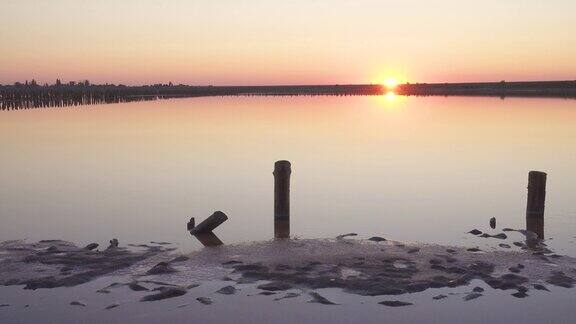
[397,80,576,99]
[2,80,576,110]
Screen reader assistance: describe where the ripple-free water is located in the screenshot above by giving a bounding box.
[1,96,575,255]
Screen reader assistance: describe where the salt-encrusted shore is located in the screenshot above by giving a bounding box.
[1,233,574,305]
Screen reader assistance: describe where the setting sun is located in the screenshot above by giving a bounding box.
[384,78,399,89]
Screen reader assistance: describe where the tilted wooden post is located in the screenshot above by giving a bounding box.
[188,211,228,246]
[274,160,291,239]
[526,171,546,239]
[195,232,224,247]
[189,211,228,236]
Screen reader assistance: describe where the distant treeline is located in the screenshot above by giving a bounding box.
[1,80,575,110]
[397,80,576,98]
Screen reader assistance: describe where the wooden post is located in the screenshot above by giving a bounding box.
[189,211,228,236]
[274,160,291,239]
[195,232,224,246]
[188,211,228,246]
[526,171,546,239]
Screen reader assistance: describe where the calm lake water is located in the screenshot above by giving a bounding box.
[1,96,575,254]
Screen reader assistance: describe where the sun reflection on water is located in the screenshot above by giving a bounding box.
[373,91,405,111]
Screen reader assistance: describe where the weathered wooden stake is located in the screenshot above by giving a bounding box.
[189,211,228,236]
[195,232,224,246]
[274,160,291,239]
[526,171,546,239]
[188,211,228,246]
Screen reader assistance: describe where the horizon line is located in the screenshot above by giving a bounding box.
[3,79,576,88]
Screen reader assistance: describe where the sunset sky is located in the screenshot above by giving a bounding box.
[1,0,575,85]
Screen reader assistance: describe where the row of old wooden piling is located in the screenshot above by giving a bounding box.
[0,84,385,110]
[0,93,383,111]
[0,94,166,110]
[188,161,547,246]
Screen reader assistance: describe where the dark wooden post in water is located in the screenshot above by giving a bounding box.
[195,232,224,247]
[526,171,546,239]
[274,160,291,239]
[188,211,228,246]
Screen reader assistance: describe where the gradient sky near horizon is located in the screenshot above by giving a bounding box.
[1,0,575,85]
